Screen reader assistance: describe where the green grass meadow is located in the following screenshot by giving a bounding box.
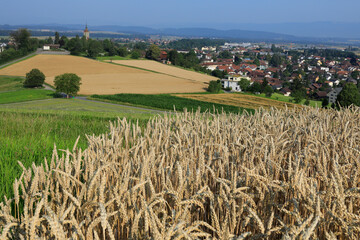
[0,76,24,92]
[92,93,255,114]
[0,89,54,104]
[0,99,155,202]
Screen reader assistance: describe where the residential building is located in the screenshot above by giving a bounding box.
[327,87,343,104]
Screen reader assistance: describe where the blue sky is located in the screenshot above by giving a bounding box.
[1,0,359,27]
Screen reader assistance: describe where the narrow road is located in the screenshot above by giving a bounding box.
[0,48,71,69]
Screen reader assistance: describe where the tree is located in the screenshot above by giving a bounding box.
[54,73,81,98]
[211,69,226,79]
[24,69,45,88]
[131,49,141,59]
[270,54,282,67]
[351,71,359,80]
[238,78,250,92]
[54,32,60,44]
[336,83,360,107]
[145,44,161,60]
[10,28,31,51]
[117,47,128,57]
[59,36,68,47]
[219,50,232,59]
[264,85,274,97]
[168,50,179,65]
[88,40,103,58]
[66,36,83,55]
[248,82,262,93]
[207,80,222,93]
[322,98,329,108]
[253,58,260,66]
[291,90,306,103]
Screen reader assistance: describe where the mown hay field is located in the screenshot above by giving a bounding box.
[176,93,301,110]
[1,107,360,239]
[112,59,216,83]
[0,55,213,94]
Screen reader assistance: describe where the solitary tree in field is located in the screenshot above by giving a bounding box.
[24,68,45,88]
[54,73,81,98]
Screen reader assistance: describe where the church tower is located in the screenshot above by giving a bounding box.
[84,24,90,40]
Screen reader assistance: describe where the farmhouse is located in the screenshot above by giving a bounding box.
[43,44,60,51]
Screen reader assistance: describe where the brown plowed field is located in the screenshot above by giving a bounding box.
[175,93,301,110]
[0,55,214,94]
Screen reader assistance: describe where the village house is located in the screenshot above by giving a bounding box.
[43,44,60,51]
[0,43,6,53]
[221,74,251,92]
[280,87,292,97]
[327,87,343,104]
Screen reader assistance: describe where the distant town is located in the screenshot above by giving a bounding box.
[1,26,359,107]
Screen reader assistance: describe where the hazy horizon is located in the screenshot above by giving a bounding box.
[1,0,359,26]
[1,0,359,38]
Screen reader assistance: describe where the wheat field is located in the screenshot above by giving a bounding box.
[1,107,360,239]
[112,60,216,83]
[0,55,212,94]
[175,93,302,110]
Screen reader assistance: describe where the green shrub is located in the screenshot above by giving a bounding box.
[207,80,222,93]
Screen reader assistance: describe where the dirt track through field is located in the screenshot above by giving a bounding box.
[0,55,214,95]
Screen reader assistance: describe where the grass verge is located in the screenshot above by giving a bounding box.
[96,55,143,61]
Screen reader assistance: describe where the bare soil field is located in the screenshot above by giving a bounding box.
[112,59,217,83]
[0,55,212,94]
[175,93,301,110]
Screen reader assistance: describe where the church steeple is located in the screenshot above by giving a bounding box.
[84,23,90,40]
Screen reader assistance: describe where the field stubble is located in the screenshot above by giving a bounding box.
[0,55,213,94]
[175,93,302,110]
[1,107,360,239]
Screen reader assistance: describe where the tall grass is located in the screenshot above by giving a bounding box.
[0,110,150,202]
[1,106,360,239]
[92,93,254,114]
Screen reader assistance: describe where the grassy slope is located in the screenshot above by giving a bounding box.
[0,89,54,104]
[0,99,155,201]
[0,75,24,92]
[243,92,322,108]
[92,93,254,114]
[0,75,54,104]
[96,55,142,61]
